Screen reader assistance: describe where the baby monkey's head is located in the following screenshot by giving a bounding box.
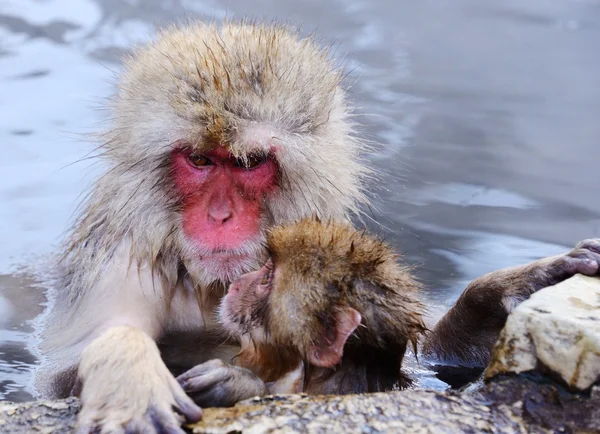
[219,218,426,373]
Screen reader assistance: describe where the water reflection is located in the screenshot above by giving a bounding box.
[0,273,46,402]
[1,0,599,401]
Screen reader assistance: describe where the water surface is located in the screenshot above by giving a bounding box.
[1,0,599,401]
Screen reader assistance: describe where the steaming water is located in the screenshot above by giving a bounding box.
[1,0,599,401]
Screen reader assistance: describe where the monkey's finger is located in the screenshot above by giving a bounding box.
[562,251,600,275]
[186,389,226,408]
[149,407,186,434]
[575,238,600,254]
[167,374,203,422]
[179,367,230,392]
[569,247,600,261]
[76,412,100,434]
[176,359,225,382]
[173,391,203,422]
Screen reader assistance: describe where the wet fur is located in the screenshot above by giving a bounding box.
[36,21,370,399]
[33,21,375,434]
[423,241,600,367]
[228,218,426,394]
[264,218,425,360]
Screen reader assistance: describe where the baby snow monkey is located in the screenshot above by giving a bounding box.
[177,218,426,406]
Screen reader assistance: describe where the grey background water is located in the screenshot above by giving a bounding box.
[1,0,599,401]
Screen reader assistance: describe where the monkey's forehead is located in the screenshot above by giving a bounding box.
[119,22,343,143]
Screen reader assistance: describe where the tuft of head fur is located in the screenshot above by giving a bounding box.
[264,217,426,367]
[62,21,371,298]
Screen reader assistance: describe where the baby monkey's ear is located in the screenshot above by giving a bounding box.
[308,307,362,368]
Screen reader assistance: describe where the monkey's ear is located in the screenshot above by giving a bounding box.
[308,307,361,368]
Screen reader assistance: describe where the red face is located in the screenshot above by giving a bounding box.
[171,144,279,279]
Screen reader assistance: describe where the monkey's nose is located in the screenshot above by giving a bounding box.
[208,207,233,224]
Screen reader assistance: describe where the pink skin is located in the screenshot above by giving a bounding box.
[171,145,279,255]
[229,259,272,291]
[221,260,272,330]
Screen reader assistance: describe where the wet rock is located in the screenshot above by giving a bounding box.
[1,377,598,434]
[485,275,600,391]
[190,390,525,433]
[189,374,599,433]
[0,397,79,433]
[478,374,600,433]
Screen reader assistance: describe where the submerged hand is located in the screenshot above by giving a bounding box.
[177,359,267,408]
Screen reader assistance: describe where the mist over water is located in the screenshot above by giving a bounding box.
[1,0,599,401]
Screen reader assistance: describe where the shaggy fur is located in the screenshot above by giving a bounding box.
[67,21,369,298]
[36,21,370,398]
[265,218,425,358]
[223,218,427,394]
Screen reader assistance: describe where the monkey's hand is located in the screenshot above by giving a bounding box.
[76,326,203,434]
[465,238,600,315]
[423,239,600,367]
[177,359,267,408]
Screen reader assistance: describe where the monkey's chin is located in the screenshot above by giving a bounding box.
[185,237,267,284]
[198,252,258,284]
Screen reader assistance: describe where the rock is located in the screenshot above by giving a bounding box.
[0,398,79,433]
[190,390,523,434]
[1,376,598,433]
[191,375,600,433]
[485,274,600,391]
[477,374,599,433]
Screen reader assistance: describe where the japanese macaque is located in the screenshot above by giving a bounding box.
[34,19,600,434]
[36,22,369,434]
[177,218,426,406]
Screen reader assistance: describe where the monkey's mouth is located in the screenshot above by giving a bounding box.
[196,250,258,283]
[211,249,236,254]
[203,249,251,259]
[260,258,274,287]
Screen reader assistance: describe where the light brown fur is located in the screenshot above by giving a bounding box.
[219,218,427,395]
[264,218,424,356]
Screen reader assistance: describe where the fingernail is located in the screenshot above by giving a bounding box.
[185,405,203,422]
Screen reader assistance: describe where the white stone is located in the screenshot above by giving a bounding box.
[485,274,600,391]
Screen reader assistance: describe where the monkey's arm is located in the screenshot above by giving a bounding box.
[77,326,203,433]
[177,359,268,407]
[422,239,600,367]
[41,254,202,433]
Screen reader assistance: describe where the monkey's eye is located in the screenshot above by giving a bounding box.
[259,259,274,287]
[234,154,267,170]
[188,154,213,167]
[260,269,273,286]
